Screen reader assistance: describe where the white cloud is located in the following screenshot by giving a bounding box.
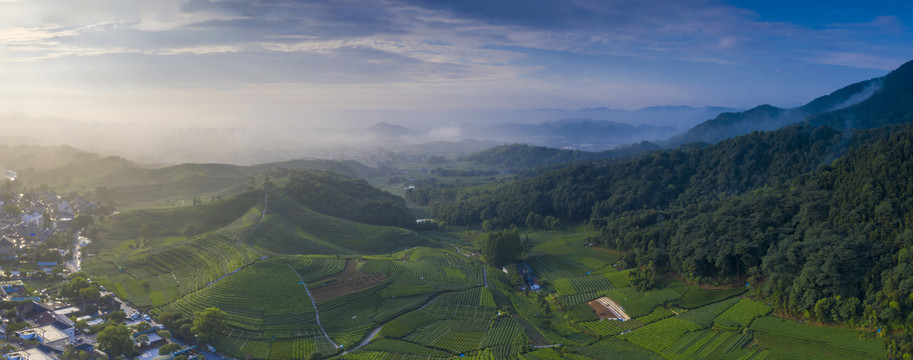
[0,0,907,132]
[813,52,906,71]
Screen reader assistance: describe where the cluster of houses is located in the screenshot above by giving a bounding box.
[0,191,99,274]
[0,298,95,360]
[1,297,170,360]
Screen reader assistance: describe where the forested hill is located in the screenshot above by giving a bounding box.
[284,170,415,229]
[667,76,882,146]
[598,126,913,330]
[465,59,909,170]
[433,124,859,226]
[436,123,913,333]
[465,141,661,168]
[806,58,913,130]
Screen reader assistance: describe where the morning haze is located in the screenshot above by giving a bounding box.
[2,2,913,359]
[1,0,907,163]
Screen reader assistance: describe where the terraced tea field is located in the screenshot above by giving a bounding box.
[84,195,887,360]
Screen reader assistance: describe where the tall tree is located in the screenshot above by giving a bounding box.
[192,307,228,344]
[482,227,522,266]
[97,324,134,359]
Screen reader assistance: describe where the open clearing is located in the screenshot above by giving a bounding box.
[309,259,387,302]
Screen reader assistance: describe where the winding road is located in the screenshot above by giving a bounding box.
[342,292,443,355]
[285,263,340,349]
[236,191,268,246]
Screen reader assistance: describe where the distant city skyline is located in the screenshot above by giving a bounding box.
[0,0,910,131]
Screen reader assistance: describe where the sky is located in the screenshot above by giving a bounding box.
[0,0,911,159]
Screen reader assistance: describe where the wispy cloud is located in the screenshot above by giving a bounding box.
[812,52,907,70]
[0,0,908,130]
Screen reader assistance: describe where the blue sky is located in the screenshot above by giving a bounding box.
[0,0,910,131]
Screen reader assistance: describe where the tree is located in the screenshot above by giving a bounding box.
[62,349,90,360]
[482,227,522,267]
[77,286,100,303]
[75,320,89,331]
[192,307,228,343]
[159,343,182,355]
[525,212,544,230]
[2,203,20,217]
[97,324,134,359]
[179,323,194,341]
[506,266,522,287]
[136,334,150,347]
[72,214,93,231]
[6,322,28,333]
[159,312,179,329]
[137,321,153,331]
[108,310,127,323]
[544,215,560,230]
[629,261,658,291]
[83,303,99,315]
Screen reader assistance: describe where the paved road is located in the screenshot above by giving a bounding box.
[286,263,340,349]
[343,293,443,355]
[342,327,382,355]
[67,231,89,273]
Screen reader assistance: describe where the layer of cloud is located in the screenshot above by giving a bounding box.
[0,0,909,128]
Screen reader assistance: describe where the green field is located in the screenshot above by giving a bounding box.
[751,317,884,360]
[81,190,887,360]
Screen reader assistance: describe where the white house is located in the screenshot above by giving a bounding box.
[21,211,43,228]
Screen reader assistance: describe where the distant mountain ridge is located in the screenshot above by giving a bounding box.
[462,59,913,171]
[364,121,415,138]
[668,67,894,146]
[465,141,661,168]
[349,105,737,152]
[466,105,737,150]
[806,59,913,130]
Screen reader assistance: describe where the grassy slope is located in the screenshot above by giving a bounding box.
[74,167,888,360]
[258,192,429,255]
[95,190,264,250]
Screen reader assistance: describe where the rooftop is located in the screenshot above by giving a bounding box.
[17,324,70,344]
[4,348,55,360]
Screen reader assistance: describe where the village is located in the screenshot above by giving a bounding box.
[0,179,211,360]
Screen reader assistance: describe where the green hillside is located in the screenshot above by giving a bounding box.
[71,59,913,359]
[464,141,661,169]
[284,171,416,229]
[807,58,913,130]
[94,190,264,250]
[433,124,859,226]
[243,191,428,255]
[669,76,883,146]
[30,156,382,209]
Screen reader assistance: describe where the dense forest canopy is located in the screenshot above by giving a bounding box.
[464,141,661,168]
[433,124,855,227]
[285,170,416,229]
[427,58,913,335]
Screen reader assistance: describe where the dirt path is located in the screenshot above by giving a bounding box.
[285,263,340,349]
[206,191,270,289]
[342,293,441,355]
[237,191,268,246]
